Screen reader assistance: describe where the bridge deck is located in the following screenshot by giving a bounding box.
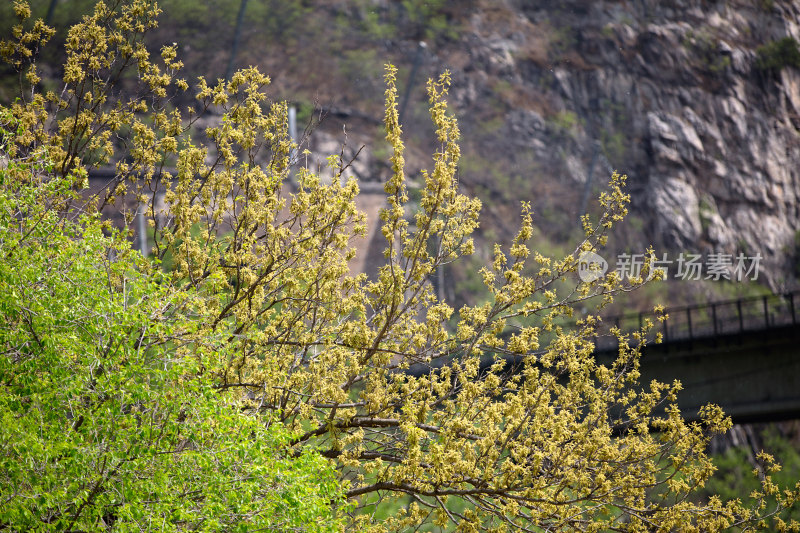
[594,291,800,423]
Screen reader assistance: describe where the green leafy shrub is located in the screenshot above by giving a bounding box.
[0,110,345,532]
[756,37,800,73]
[698,427,800,530]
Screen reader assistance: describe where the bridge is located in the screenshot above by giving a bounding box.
[593,291,800,424]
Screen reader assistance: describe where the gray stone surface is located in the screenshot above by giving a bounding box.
[452,0,800,288]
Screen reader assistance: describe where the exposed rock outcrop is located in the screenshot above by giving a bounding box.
[437,0,800,289]
[227,0,800,290]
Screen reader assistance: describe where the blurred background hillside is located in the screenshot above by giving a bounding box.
[4,0,800,315]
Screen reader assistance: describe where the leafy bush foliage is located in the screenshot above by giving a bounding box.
[756,36,800,73]
[699,427,800,531]
[0,109,345,530]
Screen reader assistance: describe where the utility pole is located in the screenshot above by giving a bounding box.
[288,104,298,183]
[225,0,249,81]
[45,0,57,26]
[398,41,427,125]
[137,204,148,256]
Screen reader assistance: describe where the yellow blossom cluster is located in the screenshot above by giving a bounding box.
[1,1,798,531]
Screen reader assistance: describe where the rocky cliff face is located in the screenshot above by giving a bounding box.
[430,0,800,289]
[26,0,796,292]
[132,0,798,291]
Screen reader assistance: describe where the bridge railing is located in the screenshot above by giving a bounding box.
[592,291,800,352]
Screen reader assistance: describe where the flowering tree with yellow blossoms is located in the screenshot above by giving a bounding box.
[2,1,799,531]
